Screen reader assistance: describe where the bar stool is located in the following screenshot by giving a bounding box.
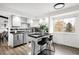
[47,35,55,54]
[38,37,48,54]
[38,35,55,55]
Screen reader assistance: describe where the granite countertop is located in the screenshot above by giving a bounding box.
[10,31,25,34]
[28,32,49,38]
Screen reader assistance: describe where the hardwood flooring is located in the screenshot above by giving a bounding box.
[0,43,31,55]
[0,42,79,55]
[54,44,79,55]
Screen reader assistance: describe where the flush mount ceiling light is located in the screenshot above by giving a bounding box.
[54,3,65,9]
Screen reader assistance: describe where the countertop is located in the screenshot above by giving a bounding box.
[10,31,25,34]
[28,32,49,38]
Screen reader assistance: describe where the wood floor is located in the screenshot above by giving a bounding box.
[0,43,31,55]
[54,44,79,55]
[0,42,79,55]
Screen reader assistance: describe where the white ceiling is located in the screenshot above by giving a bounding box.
[0,3,79,18]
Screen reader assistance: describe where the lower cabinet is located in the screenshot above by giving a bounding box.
[23,33,27,43]
[13,33,25,47]
[19,34,24,44]
[8,31,29,47]
[53,33,79,48]
[13,34,19,46]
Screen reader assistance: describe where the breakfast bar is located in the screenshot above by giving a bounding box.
[28,32,50,55]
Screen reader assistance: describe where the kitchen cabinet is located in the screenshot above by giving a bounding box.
[24,31,31,43]
[53,32,79,48]
[8,32,27,47]
[53,33,64,44]
[12,16,21,26]
[13,34,19,46]
[8,29,31,47]
[63,33,79,48]
[13,33,24,46]
[18,34,24,44]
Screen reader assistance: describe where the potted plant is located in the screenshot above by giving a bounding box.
[39,24,48,33]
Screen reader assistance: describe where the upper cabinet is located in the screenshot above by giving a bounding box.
[11,15,30,29]
[12,15,21,27]
[21,17,30,28]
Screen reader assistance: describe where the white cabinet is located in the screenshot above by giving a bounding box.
[12,16,21,26]
[53,33,64,44]
[63,33,79,48]
[53,33,79,48]
[8,33,14,47]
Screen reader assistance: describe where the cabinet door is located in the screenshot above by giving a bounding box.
[63,34,79,48]
[19,34,24,44]
[13,34,19,46]
[53,33,64,44]
[25,31,31,43]
[12,16,21,26]
[23,33,27,43]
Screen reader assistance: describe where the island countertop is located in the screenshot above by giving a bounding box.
[28,32,49,38]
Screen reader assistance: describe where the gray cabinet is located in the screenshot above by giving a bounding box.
[23,33,27,43]
[24,31,31,43]
[13,34,19,46]
[18,34,24,44]
[9,30,30,47]
[13,33,24,47]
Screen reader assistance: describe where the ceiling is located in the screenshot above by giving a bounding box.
[0,3,79,18]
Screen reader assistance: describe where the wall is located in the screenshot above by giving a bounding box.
[49,11,79,33]
[49,10,79,48]
[48,16,54,33]
[29,17,49,27]
[30,19,40,27]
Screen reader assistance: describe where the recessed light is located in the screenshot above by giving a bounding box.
[54,3,65,9]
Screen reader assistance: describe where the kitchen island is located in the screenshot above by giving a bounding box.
[28,32,50,55]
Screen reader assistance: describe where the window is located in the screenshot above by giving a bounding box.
[54,17,76,32]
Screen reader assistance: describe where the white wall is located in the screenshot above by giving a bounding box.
[75,15,79,33]
[30,19,40,27]
[49,11,79,33]
[29,17,49,27]
[49,10,79,48]
[48,16,54,34]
